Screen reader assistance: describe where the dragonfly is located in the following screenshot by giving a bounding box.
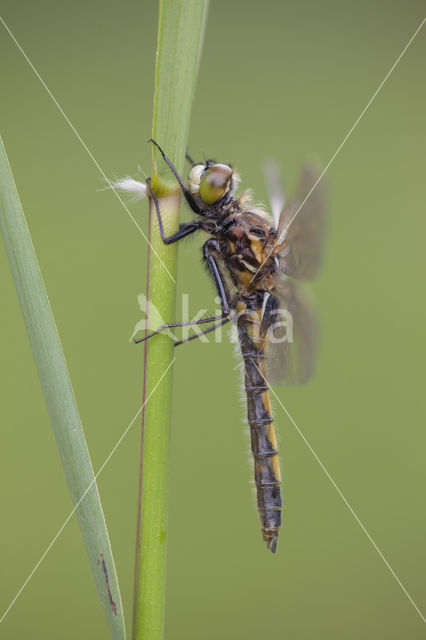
[120,139,326,553]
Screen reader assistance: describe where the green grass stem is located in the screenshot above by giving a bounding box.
[132,2,209,639]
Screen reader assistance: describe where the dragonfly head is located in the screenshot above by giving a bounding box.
[188,162,234,206]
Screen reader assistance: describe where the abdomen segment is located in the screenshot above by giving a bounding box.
[238,304,282,552]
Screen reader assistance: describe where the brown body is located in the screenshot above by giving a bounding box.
[200,203,283,552]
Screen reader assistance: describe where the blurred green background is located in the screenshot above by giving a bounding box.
[1,1,425,638]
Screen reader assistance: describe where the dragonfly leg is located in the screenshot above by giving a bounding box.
[174,318,230,347]
[146,178,200,245]
[149,138,203,214]
[134,220,232,347]
[203,239,231,316]
[134,314,227,345]
[185,149,195,166]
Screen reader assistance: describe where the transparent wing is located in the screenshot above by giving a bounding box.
[262,158,286,228]
[265,279,317,386]
[276,162,327,281]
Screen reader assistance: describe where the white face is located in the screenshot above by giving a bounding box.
[188,164,205,195]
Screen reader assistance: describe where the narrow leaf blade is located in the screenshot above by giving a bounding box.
[0,137,126,640]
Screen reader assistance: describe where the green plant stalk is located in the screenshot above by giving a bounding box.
[0,138,126,640]
[132,1,209,639]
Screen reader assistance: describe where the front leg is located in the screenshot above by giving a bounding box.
[147,178,200,245]
[149,138,203,215]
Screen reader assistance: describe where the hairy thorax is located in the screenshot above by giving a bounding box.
[203,209,278,295]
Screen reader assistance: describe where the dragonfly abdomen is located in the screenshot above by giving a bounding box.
[238,302,282,553]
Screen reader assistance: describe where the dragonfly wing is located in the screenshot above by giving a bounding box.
[265,279,317,386]
[276,162,327,281]
[262,158,286,228]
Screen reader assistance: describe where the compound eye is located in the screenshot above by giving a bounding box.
[199,164,232,205]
